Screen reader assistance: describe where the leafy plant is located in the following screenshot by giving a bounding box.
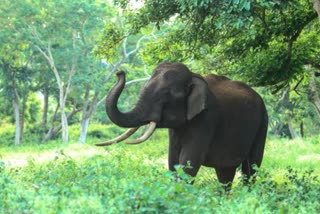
[1,136,319,213]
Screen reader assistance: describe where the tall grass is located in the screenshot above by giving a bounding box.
[0,129,319,213]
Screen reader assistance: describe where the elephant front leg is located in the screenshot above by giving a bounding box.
[215,166,237,192]
[168,142,180,171]
[168,129,180,171]
[168,129,199,183]
[168,128,208,182]
[169,146,201,183]
[178,146,203,178]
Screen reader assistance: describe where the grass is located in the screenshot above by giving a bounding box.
[0,130,320,213]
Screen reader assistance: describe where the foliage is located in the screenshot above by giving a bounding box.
[0,0,121,143]
[1,0,319,144]
[0,135,320,213]
[219,1,319,86]
[108,0,319,86]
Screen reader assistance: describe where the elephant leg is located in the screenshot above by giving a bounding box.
[170,124,213,182]
[242,119,268,185]
[178,145,206,178]
[168,129,181,171]
[168,142,180,171]
[168,142,201,183]
[215,167,237,192]
[241,159,256,185]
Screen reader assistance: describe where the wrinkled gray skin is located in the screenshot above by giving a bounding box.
[106,62,268,187]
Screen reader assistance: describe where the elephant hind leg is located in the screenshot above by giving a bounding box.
[250,110,268,167]
[242,114,268,185]
[215,167,237,192]
[241,137,265,185]
[241,159,256,185]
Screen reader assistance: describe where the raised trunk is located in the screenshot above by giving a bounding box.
[106,71,146,128]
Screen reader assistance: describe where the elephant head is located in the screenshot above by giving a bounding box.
[96,62,209,146]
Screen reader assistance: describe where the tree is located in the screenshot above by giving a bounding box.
[19,0,114,143]
[0,0,35,145]
[0,63,32,145]
[311,0,320,18]
[82,14,156,143]
[109,0,319,85]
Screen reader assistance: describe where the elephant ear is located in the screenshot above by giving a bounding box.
[187,77,208,120]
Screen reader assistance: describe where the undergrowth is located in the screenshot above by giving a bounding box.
[0,132,319,213]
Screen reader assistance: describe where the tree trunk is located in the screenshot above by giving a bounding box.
[20,94,28,141]
[34,45,73,143]
[79,118,90,143]
[42,88,49,128]
[306,65,320,116]
[61,109,69,143]
[43,127,55,142]
[300,122,304,138]
[288,115,297,139]
[285,91,297,139]
[42,103,59,142]
[42,106,81,142]
[308,75,320,116]
[79,88,90,143]
[13,96,21,145]
[272,89,298,138]
[59,84,69,143]
[311,0,320,19]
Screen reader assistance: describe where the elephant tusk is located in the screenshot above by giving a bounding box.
[125,121,157,145]
[95,127,139,146]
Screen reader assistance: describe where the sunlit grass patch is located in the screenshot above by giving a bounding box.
[263,137,320,175]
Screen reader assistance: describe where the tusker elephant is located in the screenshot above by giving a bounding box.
[96,62,268,188]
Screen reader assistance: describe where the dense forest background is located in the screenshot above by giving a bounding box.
[1,0,320,146]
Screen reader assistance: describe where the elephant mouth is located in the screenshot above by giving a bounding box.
[95,121,157,146]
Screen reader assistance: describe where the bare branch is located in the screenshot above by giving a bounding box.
[292,77,304,93]
[96,25,157,108]
[26,23,46,47]
[271,82,289,94]
[126,77,150,86]
[97,94,107,107]
[63,32,77,104]
[127,35,147,57]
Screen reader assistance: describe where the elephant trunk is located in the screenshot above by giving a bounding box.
[106,71,147,128]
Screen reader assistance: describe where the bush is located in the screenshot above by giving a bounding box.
[1,135,319,213]
[0,123,15,146]
[1,152,319,213]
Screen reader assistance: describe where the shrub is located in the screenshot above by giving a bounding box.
[1,135,319,213]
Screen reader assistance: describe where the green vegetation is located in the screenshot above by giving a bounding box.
[1,0,320,144]
[1,130,319,213]
[1,0,320,212]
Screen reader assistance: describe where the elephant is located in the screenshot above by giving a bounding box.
[96,62,268,189]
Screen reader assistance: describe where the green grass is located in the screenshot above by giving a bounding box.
[0,131,319,213]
